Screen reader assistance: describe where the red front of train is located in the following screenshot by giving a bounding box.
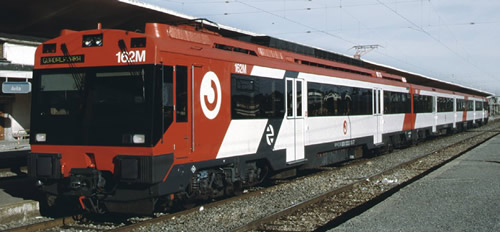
[29,24,244,214]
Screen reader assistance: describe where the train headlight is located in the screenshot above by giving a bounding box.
[132,134,145,144]
[82,34,103,47]
[84,40,92,47]
[35,133,47,142]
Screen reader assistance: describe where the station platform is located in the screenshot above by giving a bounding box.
[0,175,39,225]
[0,140,36,224]
[0,139,30,152]
[331,133,500,232]
[0,139,30,169]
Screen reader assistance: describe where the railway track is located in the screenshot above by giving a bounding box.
[4,125,499,232]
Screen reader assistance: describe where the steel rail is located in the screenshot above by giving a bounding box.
[5,215,77,232]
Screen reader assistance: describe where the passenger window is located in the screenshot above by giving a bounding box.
[230,74,285,119]
[176,66,188,122]
[287,80,293,117]
[296,80,302,117]
[163,66,174,130]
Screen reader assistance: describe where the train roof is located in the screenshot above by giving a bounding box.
[1,0,491,97]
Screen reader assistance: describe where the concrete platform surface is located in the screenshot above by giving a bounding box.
[0,139,30,169]
[0,175,39,224]
[0,139,29,153]
[331,134,500,232]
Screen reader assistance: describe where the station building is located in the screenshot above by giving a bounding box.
[488,96,500,116]
[0,34,42,140]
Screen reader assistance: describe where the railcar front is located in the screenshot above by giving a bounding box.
[28,27,175,214]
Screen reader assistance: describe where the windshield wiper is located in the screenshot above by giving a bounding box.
[60,43,85,92]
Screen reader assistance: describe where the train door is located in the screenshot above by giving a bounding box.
[432,96,437,132]
[473,100,476,124]
[476,101,478,124]
[373,88,383,145]
[285,78,305,163]
[453,97,457,129]
[174,65,192,155]
[482,101,485,123]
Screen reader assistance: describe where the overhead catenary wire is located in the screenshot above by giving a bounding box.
[233,0,356,45]
[375,0,497,86]
[230,0,452,81]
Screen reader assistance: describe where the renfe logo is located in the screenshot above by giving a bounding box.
[200,71,221,119]
[265,124,275,146]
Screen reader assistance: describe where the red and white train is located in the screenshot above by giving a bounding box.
[28,22,489,214]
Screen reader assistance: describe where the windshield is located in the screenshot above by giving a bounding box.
[31,65,158,146]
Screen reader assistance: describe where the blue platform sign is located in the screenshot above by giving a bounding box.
[2,82,32,94]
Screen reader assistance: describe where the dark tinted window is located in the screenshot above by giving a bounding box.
[297,80,302,117]
[307,82,328,116]
[384,91,411,114]
[457,99,465,111]
[231,74,285,119]
[287,80,293,117]
[475,101,483,110]
[31,65,155,146]
[466,100,474,111]
[339,86,352,115]
[176,66,188,122]
[162,66,174,132]
[414,94,433,113]
[350,87,372,115]
[307,82,372,116]
[153,65,174,143]
[437,97,454,112]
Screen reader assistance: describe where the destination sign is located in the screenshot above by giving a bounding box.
[2,82,32,94]
[41,55,85,65]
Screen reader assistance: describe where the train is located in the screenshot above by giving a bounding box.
[28,21,489,215]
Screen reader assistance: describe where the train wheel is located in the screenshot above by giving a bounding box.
[225,181,243,196]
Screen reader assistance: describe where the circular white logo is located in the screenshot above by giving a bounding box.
[200,71,221,120]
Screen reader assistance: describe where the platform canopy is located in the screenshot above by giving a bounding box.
[0,0,491,97]
[0,0,253,40]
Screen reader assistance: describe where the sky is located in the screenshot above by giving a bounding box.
[143,0,500,95]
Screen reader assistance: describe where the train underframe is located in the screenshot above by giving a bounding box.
[30,154,271,215]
